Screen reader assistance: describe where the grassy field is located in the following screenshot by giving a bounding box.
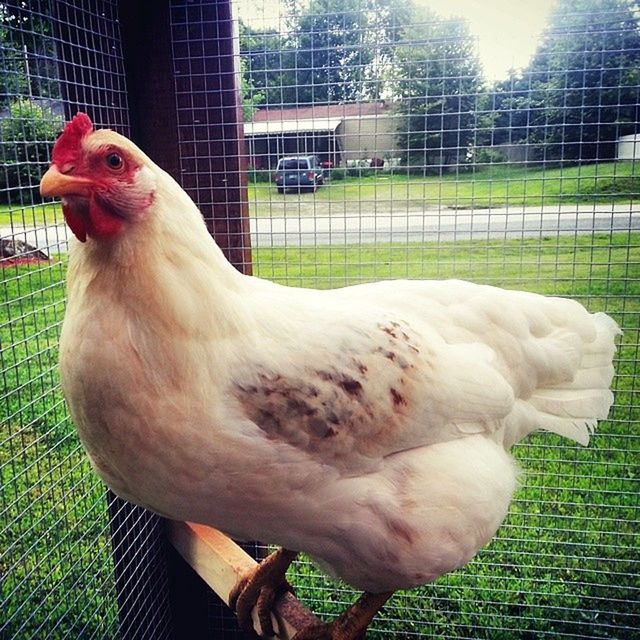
[0,202,62,227]
[0,260,119,638]
[248,161,640,215]
[1,161,638,227]
[1,232,639,638]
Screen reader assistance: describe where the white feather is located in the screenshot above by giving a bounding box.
[59,134,620,594]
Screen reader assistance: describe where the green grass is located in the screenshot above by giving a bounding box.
[248,161,640,215]
[0,202,62,227]
[0,261,119,638]
[2,232,639,638]
[2,162,637,227]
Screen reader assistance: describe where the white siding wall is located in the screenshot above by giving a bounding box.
[617,134,640,160]
[338,115,400,162]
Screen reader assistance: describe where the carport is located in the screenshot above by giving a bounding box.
[244,117,343,169]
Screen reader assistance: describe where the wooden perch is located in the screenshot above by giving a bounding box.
[168,521,320,639]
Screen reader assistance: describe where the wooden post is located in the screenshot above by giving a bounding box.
[119,1,255,637]
[170,0,253,274]
[118,0,182,180]
[119,1,243,638]
[167,4,264,634]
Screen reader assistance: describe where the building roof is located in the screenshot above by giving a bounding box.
[244,117,342,136]
[250,102,390,123]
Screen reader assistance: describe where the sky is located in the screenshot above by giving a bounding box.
[416,0,557,80]
[234,0,558,81]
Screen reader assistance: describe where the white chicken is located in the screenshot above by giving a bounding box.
[41,113,619,640]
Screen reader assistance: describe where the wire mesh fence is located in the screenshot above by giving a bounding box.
[1,0,638,639]
[233,1,640,638]
[1,2,172,639]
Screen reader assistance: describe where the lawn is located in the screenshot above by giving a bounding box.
[1,162,637,228]
[253,233,640,639]
[1,232,638,638]
[0,202,63,227]
[248,161,640,216]
[0,260,119,638]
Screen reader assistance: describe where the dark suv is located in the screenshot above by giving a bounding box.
[274,155,325,193]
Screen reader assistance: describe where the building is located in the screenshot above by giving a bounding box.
[617,134,640,160]
[243,102,400,169]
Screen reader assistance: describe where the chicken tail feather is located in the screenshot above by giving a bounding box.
[504,312,620,448]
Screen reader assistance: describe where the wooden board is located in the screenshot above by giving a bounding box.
[168,521,320,638]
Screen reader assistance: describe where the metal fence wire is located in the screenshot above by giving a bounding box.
[1,0,639,639]
[1,2,173,639]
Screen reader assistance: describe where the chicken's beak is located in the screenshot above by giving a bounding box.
[40,166,92,198]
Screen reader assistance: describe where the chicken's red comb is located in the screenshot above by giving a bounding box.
[52,112,94,166]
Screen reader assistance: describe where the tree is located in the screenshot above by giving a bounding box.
[240,0,410,108]
[487,70,537,148]
[0,98,63,204]
[288,0,371,104]
[290,0,411,104]
[392,7,484,171]
[239,22,294,109]
[0,2,60,105]
[239,53,265,122]
[492,0,640,163]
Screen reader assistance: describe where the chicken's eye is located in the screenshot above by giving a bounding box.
[106,153,124,170]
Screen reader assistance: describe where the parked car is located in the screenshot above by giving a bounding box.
[274,155,325,193]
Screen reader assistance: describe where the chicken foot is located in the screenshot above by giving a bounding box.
[292,591,394,640]
[229,546,298,637]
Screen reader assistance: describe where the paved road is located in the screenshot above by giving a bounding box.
[3,203,638,253]
[250,203,639,247]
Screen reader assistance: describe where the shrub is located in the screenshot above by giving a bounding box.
[247,168,273,183]
[473,147,508,165]
[577,174,640,199]
[0,99,64,205]
[346,166,378,178]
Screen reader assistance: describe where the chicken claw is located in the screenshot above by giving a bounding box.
[229,547,298,637]
[292,591,393,640]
